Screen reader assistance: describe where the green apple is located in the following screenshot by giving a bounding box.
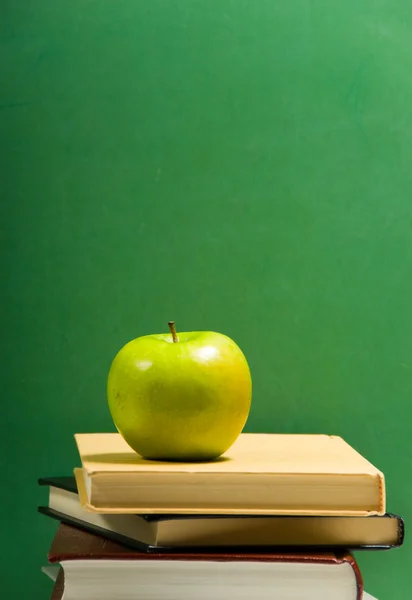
[107,322,252,461]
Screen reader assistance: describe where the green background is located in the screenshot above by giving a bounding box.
[2,1,411,598]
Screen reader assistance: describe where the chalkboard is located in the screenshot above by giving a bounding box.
[2,1,411,598]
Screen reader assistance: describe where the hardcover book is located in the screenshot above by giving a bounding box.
[74,432,385,515]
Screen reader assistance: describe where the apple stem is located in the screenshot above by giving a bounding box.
[168,321,179,343]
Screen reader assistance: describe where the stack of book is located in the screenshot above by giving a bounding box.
[39,433,404,599]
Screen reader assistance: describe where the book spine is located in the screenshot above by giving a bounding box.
[342,553,363,599]
[51,569,65,600]
[396,515,405,547]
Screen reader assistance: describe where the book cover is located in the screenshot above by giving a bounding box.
[48,523,363,599]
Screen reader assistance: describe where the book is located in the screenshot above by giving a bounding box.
[47,523,364,600]
[74,432,385,515]
[48,568,379,600]
[38,475,404,551]
[41,564,60,581]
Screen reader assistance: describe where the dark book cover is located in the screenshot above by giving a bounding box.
[49,523,363,599]
[50,569,64,600]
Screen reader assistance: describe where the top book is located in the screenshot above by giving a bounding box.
[74,433,385,516]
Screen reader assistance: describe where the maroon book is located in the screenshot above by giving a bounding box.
[48,523,363,600]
